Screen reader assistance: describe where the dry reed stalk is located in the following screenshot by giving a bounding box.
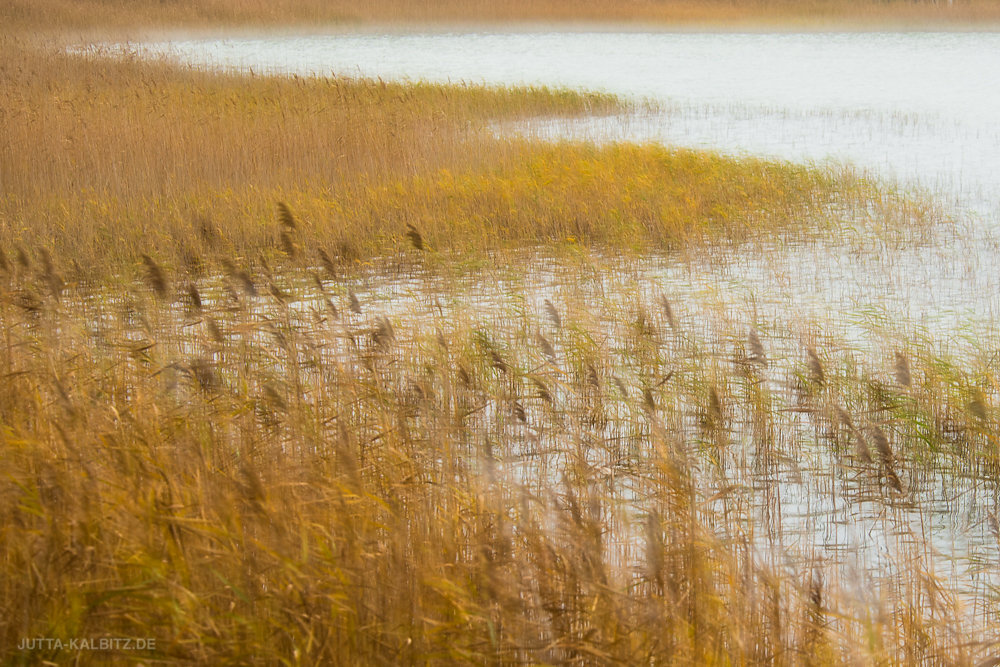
[868,424,902,492]
[748,327,766,366]
[405,223,425,252]
[894,351,911,387]
[544,299,561,329]
[141,253,169,298]
[660,295,677,330]
[806,347,825,386]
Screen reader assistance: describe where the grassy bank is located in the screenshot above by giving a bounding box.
[0,41,924,286]
[5,0,1000,34]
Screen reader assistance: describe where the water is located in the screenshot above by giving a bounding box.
[104,30,1000,641]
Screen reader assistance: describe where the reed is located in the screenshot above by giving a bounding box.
[0,9,991,666]
[2,254,997,664]
[0,41,928,284]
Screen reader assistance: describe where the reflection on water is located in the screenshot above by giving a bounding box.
[90,251,999,634]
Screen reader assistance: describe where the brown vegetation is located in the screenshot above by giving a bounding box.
[2,252,996,663]
[1,40,908,284]
[5,0,1000,34]
[0,3,989,665]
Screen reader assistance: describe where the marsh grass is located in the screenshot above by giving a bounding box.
[0,40,613,267]
[0,16,990,667]
[0,41,927,285]
[3,254,999,664]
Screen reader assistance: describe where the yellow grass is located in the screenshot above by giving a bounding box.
[1,40,921,285]
[0,9,974,666]
[1,248,991,663]
[5,0,1000,34]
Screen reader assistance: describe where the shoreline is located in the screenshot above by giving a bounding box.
[48,20,1000,47]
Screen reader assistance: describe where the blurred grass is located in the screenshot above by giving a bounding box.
[2,254,994,664]
[0,6,982,665]
[5,0,1000,33]
[0,40,925,285]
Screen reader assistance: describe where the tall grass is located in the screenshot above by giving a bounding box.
[2,255,996,664]
[0,14,983,667]
[0,41,924,284]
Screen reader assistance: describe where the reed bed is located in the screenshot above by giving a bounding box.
[0,22,987,667]
[1,41,920,284]
[3,250,1000,664]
